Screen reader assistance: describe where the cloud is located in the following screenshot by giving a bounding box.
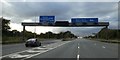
[9,23,23,31]
[1,2,118,36]
[22,19,34,23]
[2,2,118,20]
[2,0,120,2]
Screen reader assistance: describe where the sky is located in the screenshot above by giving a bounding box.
[0,0,119,37]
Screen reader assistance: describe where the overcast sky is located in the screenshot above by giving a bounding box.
[0,0,119,36]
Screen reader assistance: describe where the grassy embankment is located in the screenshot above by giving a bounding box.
[89,28,120,44]
[89,38,120,44]
[2,37,64,44]
[2,36,24,44]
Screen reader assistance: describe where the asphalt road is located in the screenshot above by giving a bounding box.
[31,39,118,58]
[2,39,61,56]
[1,38,119,60]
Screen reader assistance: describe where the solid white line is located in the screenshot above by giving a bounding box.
[77,55,80,60]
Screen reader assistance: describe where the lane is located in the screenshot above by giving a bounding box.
[1,38,118,60]
[31,40,78,58]
[1,40,71,60]
[78,39,118,58]
[79,39,118,58]
[2,40,61,56]
[26,38,118,59]
[2,43,32,56]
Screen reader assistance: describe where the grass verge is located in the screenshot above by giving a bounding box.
[89,38,120,44]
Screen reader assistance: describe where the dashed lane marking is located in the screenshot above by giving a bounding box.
[77,54,80,60]
[77,43,80,60]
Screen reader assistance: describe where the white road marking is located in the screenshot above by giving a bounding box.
[1,41,71,60]
[22,41,71,60]
[26,50,44,53]
[41,46,46,48]
[77,43,80,60]
[0,49,31,59]
[94,43,96,45]
[0,47,41,58]
[8,54,31,58]
[77,55,80,60]
[32,47,48,50]
[102,46,106,48]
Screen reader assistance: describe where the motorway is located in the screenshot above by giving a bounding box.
[2,40,61,56]
[1,39,119,60]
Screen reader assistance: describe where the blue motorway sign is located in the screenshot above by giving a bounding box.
[71,18,98,23]
[39,16,55,23]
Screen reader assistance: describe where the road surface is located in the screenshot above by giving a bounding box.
[1,39,119,60]
[2,40,61,56]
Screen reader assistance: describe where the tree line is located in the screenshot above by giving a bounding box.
[1,17,77,44]
[84,27,120,40]
[95,28,120,40]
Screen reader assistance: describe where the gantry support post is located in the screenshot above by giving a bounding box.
[105,26,108,40]
[23,25,25,41]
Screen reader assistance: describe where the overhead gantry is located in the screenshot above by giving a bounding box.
[21,22,109,41]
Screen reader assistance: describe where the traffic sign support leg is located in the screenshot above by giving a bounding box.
[105,26,108,40]
[23,26,25,42]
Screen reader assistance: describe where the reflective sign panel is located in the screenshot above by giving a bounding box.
[71,18,98,23]
[39,16,55,23]
[39,16,55,25]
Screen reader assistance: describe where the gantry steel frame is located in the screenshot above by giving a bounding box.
[21,22,109,41]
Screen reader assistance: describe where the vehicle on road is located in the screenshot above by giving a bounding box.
[25,38,41,47]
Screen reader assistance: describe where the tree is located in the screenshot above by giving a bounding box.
[12,30,21,36]
[1,17,10,32]
[1,17,11,36]
[63,31,72,38]
[57,32,64,38]
[93,27,120,40]
[45,31,53,38]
